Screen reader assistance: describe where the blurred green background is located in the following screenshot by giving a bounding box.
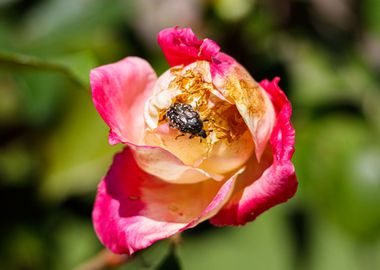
[1,0,380,269]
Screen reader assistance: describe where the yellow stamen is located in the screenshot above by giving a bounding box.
[160,61,248,143]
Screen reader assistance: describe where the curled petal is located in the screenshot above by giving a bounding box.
[210,78,297,226]
[212,63,276,161]
[260,77,295,161]
[92,147,240,254]
[129,143,224,184]
[210,160,296,226]
[143,124,211,168]
[158,27,220,67]
[90,57,157,145]
[144,67,185,130]
[199,130,254,175]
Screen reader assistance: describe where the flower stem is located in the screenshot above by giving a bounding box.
[72,249,129,270]
[170,233,182,247]
[73,234,182,270]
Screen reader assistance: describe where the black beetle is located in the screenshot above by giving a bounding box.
[166,103,207,139]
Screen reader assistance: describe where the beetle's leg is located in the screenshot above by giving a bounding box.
[168,122,176,128]
[203,118,215,124]
[175,133,185,140]
[160,113,166,121]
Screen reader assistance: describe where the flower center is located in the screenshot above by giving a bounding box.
[157,61,247,144]
[143,61,254,175]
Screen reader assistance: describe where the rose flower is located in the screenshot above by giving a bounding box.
[90,27,297,255]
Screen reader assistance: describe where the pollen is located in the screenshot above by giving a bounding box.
[161,61,247,143]
[238,79,265,117]
[223,69,266,118]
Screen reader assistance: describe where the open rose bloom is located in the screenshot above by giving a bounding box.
[90,27,297,255]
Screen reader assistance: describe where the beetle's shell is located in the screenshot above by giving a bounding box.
[166,103,206,138]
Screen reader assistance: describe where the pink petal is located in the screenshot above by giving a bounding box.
[90,57,157,145]
[93,147,240,255]
[260,77,295,161]
[210,160,296,226]
[210,78,297,226]
[158,27,220,67]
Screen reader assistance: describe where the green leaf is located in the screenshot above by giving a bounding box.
[40,89,121,202]
[156,245,182,270]
[52,217,101,270]
[53,50,97,88]
[0,50,96,88]
[2,226,45,270]
[364,0,380,36]
[214,0,256,22]
[294,115,380,239]
[285,42,346,107]
[178,208,295,270]
[308,218,361,270]
[280,41,375,108]
[117,240,171,270]
[22,0,128,46]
